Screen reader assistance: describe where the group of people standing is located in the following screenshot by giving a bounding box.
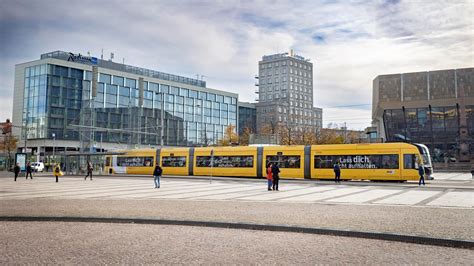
[13,161,93,183]
[266,162,281,191]
[13,162,33,181]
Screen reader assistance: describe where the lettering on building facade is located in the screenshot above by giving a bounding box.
[67,53,98,64]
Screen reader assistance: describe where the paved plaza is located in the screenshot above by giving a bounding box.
[1,173,472,208]
[2,221,473,264]
[1,172,473,264]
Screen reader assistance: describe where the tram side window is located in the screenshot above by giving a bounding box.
[403,154,418,169]
[196,156,254,168]
[162,156,187,167]
[105,157,110,167]
[117,157,154,167]
[381,155,399,169]
[266,155,301,168]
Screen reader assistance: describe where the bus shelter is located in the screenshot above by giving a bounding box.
[63,152,125,176]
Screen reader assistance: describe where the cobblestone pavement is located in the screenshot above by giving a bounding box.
[2,222,473,264]
[1,175,473,240]
[2,197,473,241]
[1,174,473,263]
[1,175,472,208]
[433,172,473,181]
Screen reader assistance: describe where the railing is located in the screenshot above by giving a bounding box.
[41,51,206,88]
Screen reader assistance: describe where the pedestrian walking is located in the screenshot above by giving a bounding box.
[54,164,63,183]
[26,162,33,180]
[153,164,163,188]
[13,163,20,182]
[266,163,273,191]
[84,161,93,181]
[272,162,280,191]
[334,161,341,183]
[418,164,425,186]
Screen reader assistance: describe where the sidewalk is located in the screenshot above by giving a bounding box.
[1,176,473,242]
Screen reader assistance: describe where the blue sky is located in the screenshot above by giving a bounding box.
[0,0,472,130]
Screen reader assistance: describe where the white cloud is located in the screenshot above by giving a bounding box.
[0,0,472,131]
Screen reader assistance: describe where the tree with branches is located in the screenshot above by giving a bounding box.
[239,127,253,146]
[218,124,239,146]
[1,120,17,170]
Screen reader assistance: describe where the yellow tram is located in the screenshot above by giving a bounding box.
[104,143,433,181]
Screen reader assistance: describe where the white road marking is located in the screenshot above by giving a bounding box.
[326,189,401,203]
[426,192,474,208]
[374,191,442,205]
[279,187,368,202]
[1,177,472,209]
[239,186,332,201]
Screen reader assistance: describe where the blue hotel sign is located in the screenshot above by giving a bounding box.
[67,52,98,65]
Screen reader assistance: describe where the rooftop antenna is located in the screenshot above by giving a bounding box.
[101,49,104,60]
[122,58,125,64]
[110,52,114,62]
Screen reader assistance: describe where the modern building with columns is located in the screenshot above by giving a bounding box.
[12,51,239,162]
[372,68,473,163]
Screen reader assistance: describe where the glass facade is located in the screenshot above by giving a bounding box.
[24,64,83,140]
[383,105,474,162]
[23,63,238,147]
[238,105,256,135]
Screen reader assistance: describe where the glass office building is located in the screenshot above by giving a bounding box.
[372,68,474,162]
[13,51,238,160]
[238,102,256,135]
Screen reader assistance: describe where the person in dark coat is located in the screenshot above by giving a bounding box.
[26,162,33,180]
[54,164,61,183]
[418,164,425,186]
[13,163,20,182]
[334,162,341,183]
[84,161,93,181]
[153,164,163,188]
[271,162,280,191]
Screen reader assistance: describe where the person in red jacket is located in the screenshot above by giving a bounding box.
[266,163,273,191]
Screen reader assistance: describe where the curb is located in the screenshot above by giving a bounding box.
[2,216,473,250]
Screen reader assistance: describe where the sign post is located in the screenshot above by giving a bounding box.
[15,153,27,173]
[210,149,214,184]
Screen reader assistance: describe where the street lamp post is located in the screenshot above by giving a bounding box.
[52,133,56,164]
[160,92,165,147]
[196,103,205,146]
[24,111,29,156]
